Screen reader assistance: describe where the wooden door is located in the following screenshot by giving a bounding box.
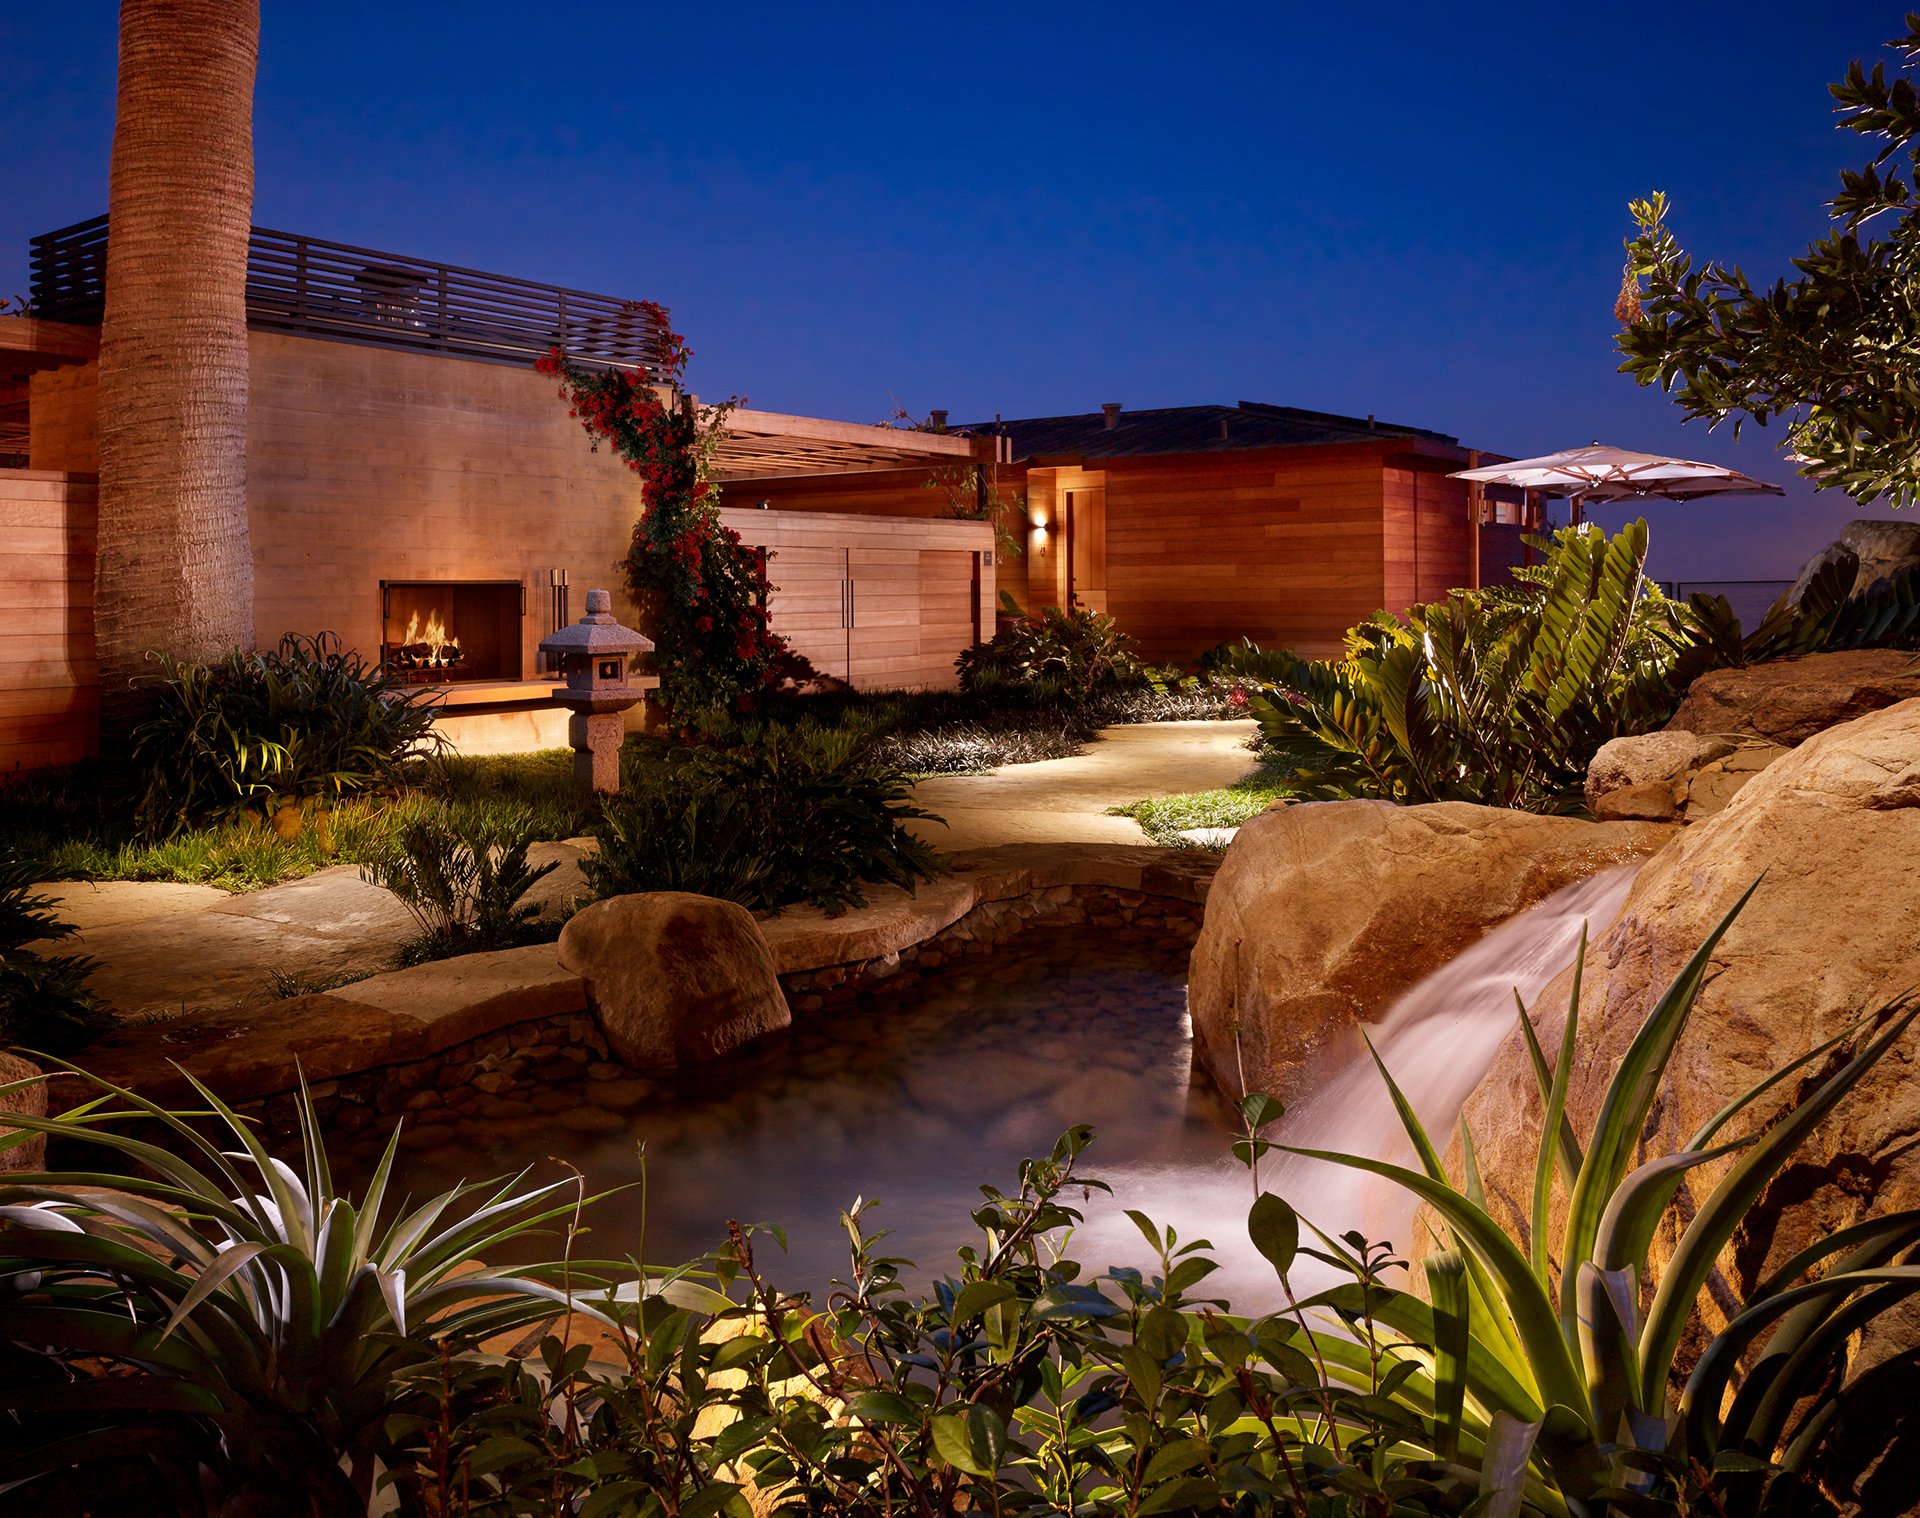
[1064,486,1107,612]
[916,550,977,685]
[847,546,920,688]
[762,543,849,682]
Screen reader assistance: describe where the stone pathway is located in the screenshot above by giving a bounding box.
[35,843,590,1023]
[905,719,1260,851]
[34,721,1253,1022]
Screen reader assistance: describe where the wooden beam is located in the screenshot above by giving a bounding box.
[0,317,100,375]
[712,406,1001,480]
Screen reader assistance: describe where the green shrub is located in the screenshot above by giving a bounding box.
[359,802,559,964]
[957,600,1143,705]
[130,631,444,834]
[1222,523,1920,817]
[0,854,108,1053]
[585,727,944,914]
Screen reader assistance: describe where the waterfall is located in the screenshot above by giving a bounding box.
[1081,863,1639,1308]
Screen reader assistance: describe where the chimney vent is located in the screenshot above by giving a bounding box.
[1102,402,1122,429]
[928,409,948,431]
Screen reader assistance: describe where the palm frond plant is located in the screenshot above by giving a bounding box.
[1229,521,1697,813]
[0,1065,654,1515]
[1261,882,1920,1515]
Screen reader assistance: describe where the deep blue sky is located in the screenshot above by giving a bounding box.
[2,3,1909,580]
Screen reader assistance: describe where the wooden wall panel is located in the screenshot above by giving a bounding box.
[1100,452,1391,662]
[1382,466,1474,610]
[717,444,1484,662]
[717,467,1035,618]
[0,472,98,777]
[27,367,99,473]
[716,507,991,691]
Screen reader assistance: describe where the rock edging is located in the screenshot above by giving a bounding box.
[53,843,1221,1122]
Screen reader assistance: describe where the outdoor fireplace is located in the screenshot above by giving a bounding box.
[379,579,523,684]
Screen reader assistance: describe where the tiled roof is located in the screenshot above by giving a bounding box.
[957,401,1457,463]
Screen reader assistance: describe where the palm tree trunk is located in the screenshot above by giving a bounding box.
[95,0,260,744]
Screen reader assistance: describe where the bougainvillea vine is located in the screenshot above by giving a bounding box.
[536,302,787,718]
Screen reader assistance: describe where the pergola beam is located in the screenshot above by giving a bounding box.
[713,404,1006,480]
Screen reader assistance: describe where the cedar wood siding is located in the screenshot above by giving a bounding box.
[0,471,97,773]
[716,438,1489,663]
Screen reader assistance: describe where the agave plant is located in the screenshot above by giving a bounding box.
[1263,882,1920,1515]
[0,1066,634,1515]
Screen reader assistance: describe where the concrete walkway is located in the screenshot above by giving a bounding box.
[36,721,1256,1021]
[905,719,1260,851]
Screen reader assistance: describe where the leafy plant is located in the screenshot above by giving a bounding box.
[957,598,1145,706]
[1617,17,1920,507]
[400,1126,1489,1517]
[0,853,107,1054]
[585,726,944,914]
[130,631,443,834]
[0,1068,647,1515]
[1229,520,1695,813]
[1262,883,1920,1515]
[359,802,560,964]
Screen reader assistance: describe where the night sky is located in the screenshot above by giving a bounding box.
[2,2,1909,582]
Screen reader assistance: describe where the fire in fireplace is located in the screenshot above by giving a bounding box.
[380,580,523,684]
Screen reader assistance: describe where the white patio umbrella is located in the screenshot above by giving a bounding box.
[1451,443,1783,523]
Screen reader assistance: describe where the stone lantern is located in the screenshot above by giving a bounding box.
[538,589,653,795]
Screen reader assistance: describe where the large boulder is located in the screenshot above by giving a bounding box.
[1585,730,1786,822]
[1786,517,1920,607]
[1666,648,1919,747]
[0,1052,46,1172]
[1457,698,1920,1512]
[558,893,790,1072]
[1187,801,1674,1104]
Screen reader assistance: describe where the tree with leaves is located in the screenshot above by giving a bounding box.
[1618,15,1920,507]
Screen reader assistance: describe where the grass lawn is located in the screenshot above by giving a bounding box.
[3,750,589,892]
[1109,757,1291,847]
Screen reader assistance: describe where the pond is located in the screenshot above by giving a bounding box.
[374,925,1240,1294]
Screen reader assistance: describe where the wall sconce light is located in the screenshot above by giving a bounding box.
[1030,513,1049,537]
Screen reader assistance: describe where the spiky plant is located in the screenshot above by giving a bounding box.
[1263,881,1920,1515]
[0,1066,642,1514]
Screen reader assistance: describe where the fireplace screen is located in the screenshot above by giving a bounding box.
[380,580,523,684]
